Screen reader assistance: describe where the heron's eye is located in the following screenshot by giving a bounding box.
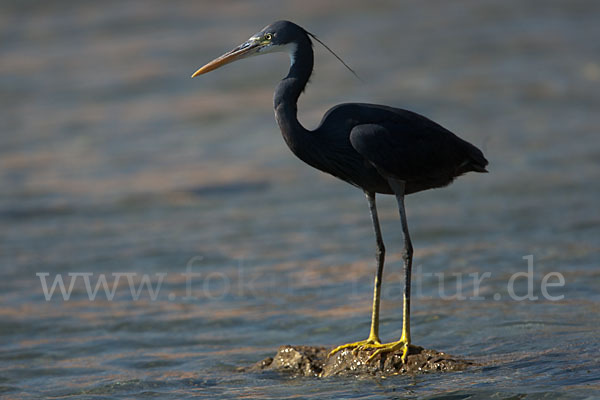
[264,33,273,41]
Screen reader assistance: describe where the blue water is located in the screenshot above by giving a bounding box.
[1,1,599,398]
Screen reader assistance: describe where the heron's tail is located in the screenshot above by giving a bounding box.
[462,142,489,173]
[470,161,488,173]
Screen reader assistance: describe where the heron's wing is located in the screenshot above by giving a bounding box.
[348,118,473,182]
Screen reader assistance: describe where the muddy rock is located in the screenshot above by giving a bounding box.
[241,345,475,377]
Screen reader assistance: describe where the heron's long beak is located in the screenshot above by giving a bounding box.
[191,39,262,77]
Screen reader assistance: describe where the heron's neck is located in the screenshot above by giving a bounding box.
[274,39,313,149]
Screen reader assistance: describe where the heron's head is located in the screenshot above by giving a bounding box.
[191,20,306,77]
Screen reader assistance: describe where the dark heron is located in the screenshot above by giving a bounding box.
[191,20,488,362]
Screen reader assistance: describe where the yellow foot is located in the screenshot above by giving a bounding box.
[328,337,381,357]
[363,340,418,363]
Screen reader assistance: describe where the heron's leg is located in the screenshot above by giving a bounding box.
[362,179,417,363]
[328,192,385,356]
[365,191,385,343]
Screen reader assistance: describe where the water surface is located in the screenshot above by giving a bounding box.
[1,1,599,398]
